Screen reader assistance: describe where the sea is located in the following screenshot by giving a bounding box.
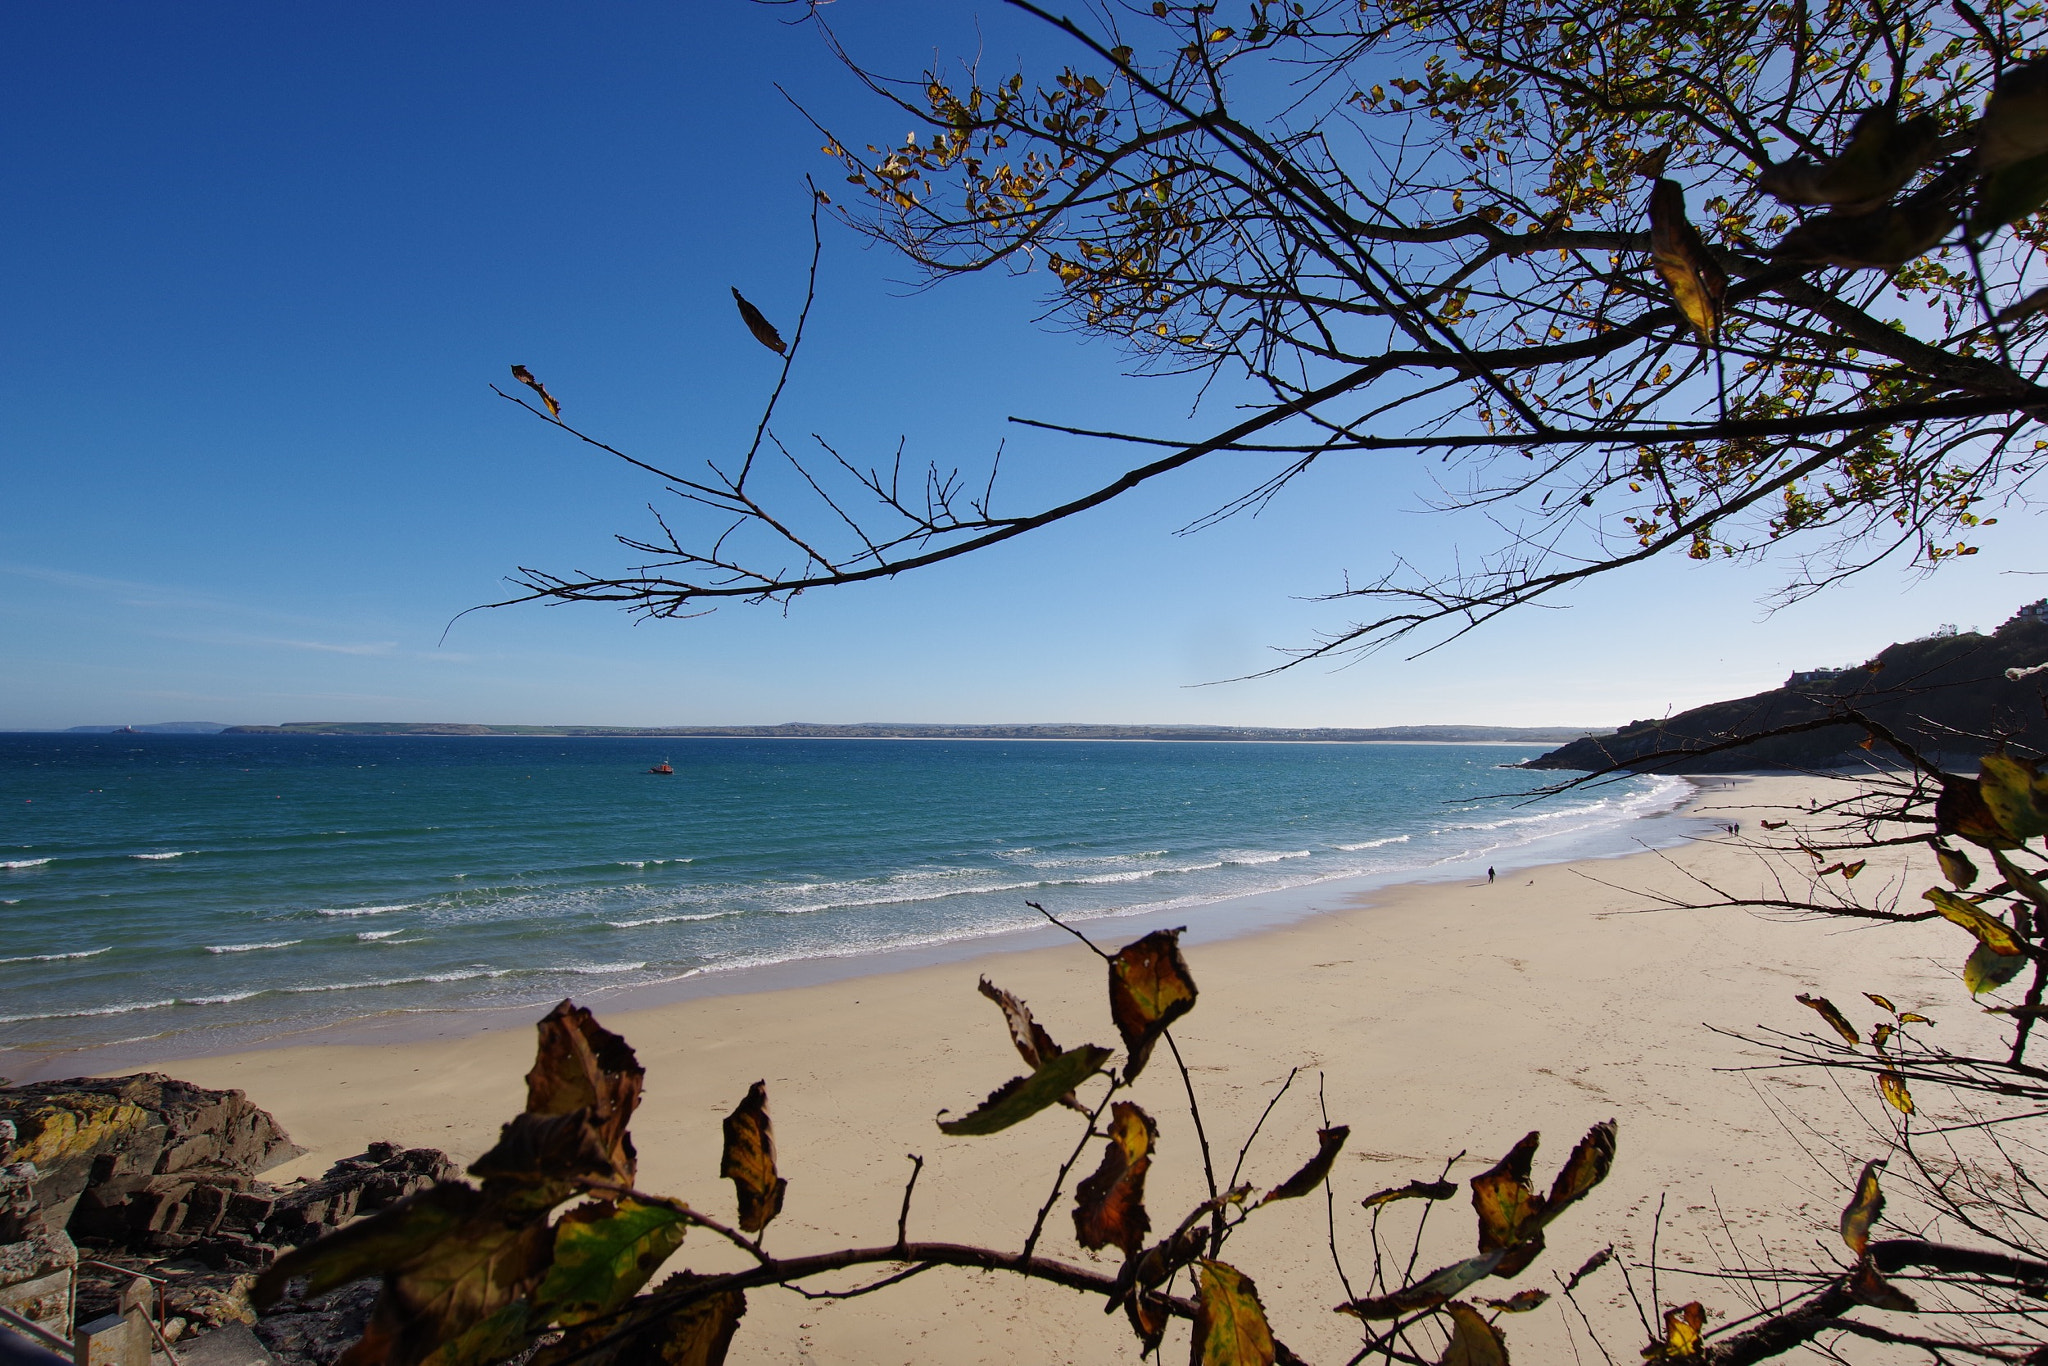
[0,733,1696,1068]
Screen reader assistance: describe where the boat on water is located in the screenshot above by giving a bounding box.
[647,760,674,775]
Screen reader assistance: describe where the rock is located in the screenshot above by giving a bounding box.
[251,1282,377,1366]
[175,1322,278,1366]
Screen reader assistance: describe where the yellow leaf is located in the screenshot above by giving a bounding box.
[1193,1260,1276,1366]
[1840,1159,1885,1256]
[1864,993,1896,1013]
[1924,888,2023,956]
[509,365,560,418]
[1879,1070,1914,1116]
[1979,754,2048,841]
[1644,1302,1703,1360]
[1795,993,1862,1047]
[1648,179,1724,338]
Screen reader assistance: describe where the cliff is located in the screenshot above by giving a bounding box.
[1526,617,2048,772]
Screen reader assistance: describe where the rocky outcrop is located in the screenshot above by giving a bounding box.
[1525,617,2048,773]
[0,1074,302,1229]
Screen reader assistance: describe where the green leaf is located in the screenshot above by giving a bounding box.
[1992,850,2048,910]
[938,1044,1113,1135]
[1979,754,2048,841]
[535,1199,688,1327]
[1107,928,1198,1081]
[1964,939,2027,995]
[1337,1252,1504,1319]
[1192,1260,1276,1366]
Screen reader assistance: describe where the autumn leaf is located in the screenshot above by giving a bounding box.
[257,1182,554,1366]
[1839,860,1867,879]
[1124,1289,1170,1354]
[521,1000,643,1188]
[1978,754,2048,841]
[1870,1022,1894,1051]
[534,1199,687,1327]
[1848,1257,1918,1312]
[1772,199,1954,270]
[1756,108,1938,211]
[1864,992,1897,1014]
[1107,928,1197,1081]
[1795,994,1862,1047]
[1645,1302,1703,1360]
[1192,1261,1276,1366]
[1545,1119,1617,1218]
[534,1273,746,1366]
[978,977,1085,1112]
[731,289,786,354]
[1440,1302,1508,1366]
[1337,1252,1504,1320]
[1563,1247,1612,1294]
[1898,1012,1933,1025]
[1964,940,2027,995]
[1935,846,1979,891]
[1481,1289,1549,1313]
[1648,179,1725,338]
[1361,1178,1459,1209]
[1936,775,2021,850]
[1472,1131,1544,1260]
[1976,56,2048,172]
[1841,1159,1885,1256]
[1923,888,2023,957]
[938,1043,1112,1136]
[1264,1125,1349,1204]
[510,365,559,418]
[1878,1071,1914,1117]
[721,1081,786,1235]
[1073,1101,1156,1256]
[1992,850,2048,910]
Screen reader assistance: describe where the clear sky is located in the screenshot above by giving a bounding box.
[2,2,2037,732]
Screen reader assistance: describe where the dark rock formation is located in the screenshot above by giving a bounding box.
[1525,617,2048,773]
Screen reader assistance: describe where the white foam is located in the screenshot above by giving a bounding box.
[314,903,415,918]
[607,911,740,929]
[356,929,406,941]
[205,940,301,954]
[1337,834,1411,851]
[1219,849,1312,866]
[0,947,110,964]
[0,998,178,1024]
[1,858,52,869]
[129,851,190,861]
[559,962,646,975]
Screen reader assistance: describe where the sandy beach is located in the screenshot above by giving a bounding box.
[107,772,1998,1363]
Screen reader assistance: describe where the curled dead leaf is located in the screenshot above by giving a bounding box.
[721,1081,787,1235]
[510,364,559,417]
[1073,1101,1156,1256]
[1648,179,1725,337]
[1841,1159,1885,1256]
[731,289,787,354]
[1107,928,1197,1081]
[1265,1125,1349,1204]
[1795,993,1863,1047]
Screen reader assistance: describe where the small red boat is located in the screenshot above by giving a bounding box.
[647,760,674,775]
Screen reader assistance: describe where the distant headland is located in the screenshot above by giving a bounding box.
[209,721,1608,744]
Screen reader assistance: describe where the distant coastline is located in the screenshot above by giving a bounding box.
[206,720,1611,744]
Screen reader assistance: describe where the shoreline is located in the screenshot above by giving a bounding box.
[3,773,1707,1082]
[89,769,2001,1364]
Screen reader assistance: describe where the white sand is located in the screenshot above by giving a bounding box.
[152,773,1998,1364]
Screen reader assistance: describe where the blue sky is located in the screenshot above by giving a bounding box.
[2,2,2037,731]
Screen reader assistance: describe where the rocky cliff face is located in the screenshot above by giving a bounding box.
[1525,619,2048,773]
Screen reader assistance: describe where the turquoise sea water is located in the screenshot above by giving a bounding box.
[0,734,1685,1063]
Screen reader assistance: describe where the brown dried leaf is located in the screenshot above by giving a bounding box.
[1796,993,1863,1047]
[1192,1260,1276,1366]
[1125,1289,1170,1355]
[1649,179,1725,337]
[1898,1012,1933,1025]
[721,1081,786,1235]
[534,1274,746,1366]
[1073,1101,1156,1256]
[1440,1302,1509,1366]
[978,977,1084,1112]
[1840,860,1867,879]
[1841,1159,1885,1256]
[1936,775,2021,850]
[1545,1120,1617,1218]
[523,1001,643,1188]
[1480,1289,1549,1313]
[1361,1179,1459,1209]
[509,365,559,418]
[1265,1125,1349,1204]
[1878,1070,1914,1117]
[1870,1022,1895,1051]
[1848,1257,1918,1312]
[1563,1247,1612,1294]
[1108,928,1198,1081]
[731,289,786,354]
[1935,846,1980,891]
[1864,992,1898,1014]
[1472,1132,1543,1254]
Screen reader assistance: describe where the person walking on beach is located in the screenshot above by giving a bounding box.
[1487,866,1495,884]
